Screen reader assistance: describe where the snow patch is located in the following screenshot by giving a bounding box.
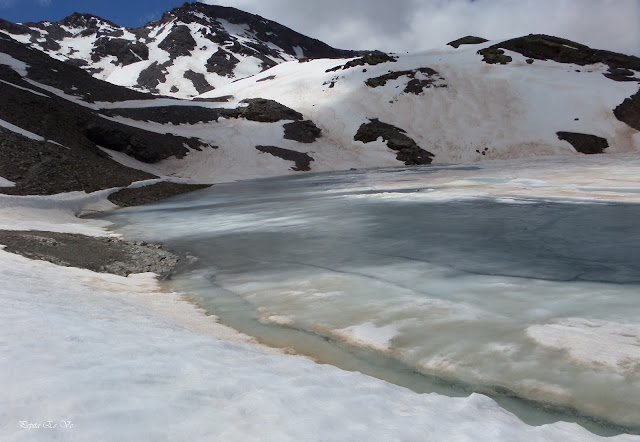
[527,318,640,373]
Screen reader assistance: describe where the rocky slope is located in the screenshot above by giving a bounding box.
[0,2,356,97]
[0,7,639,198]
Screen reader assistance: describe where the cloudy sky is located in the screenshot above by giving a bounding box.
[200,0,640,55]
[0,0,638,55]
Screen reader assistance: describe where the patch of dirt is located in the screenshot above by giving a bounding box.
[354,118,434,165]
[447,36,488,48]
[0,230,179,277]
[283,120,321,143]
[556,132,609,154]
[108,182,212,207]
[255,145,314,171]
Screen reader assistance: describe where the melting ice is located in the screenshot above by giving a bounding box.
[97,156,640,433]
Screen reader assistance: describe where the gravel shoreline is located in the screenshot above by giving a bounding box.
[0,230,179,277]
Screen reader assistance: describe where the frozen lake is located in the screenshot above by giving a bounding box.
[96,158,640,435]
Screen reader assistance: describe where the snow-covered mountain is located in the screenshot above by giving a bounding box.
[0,2,357,97]
[0,5,639,195]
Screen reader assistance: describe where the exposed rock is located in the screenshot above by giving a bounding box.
[326,52,397,72]
[158,25,197,58]
[102,99,304,125]
[477,47,512,65]
[108,182,212,207]
[192,95,233,102]
[101,106,237,124]
[354,119,434,165]
[478,35,640,72]
[283,120,322,143]
[0,128,156,195]
[0,230,179,277]
[557,132,609,154]
[184,69,214,94]
[604,67,640,82]
[83,124,203,163]
[160,3,358,60]
[255,145,314,171]
[447,36,488,48]
[256,75,276,82]
[240,98,303,122]
[91,37,149,66]
[136,61,170,92]
[365,67,442,94]
[206,48,240,77]
[613,89,640,131]
[1,33,151,102]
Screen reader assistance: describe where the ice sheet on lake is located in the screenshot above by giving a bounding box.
[98,156,640,430]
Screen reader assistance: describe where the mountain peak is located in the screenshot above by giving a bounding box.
[59,12,118,30]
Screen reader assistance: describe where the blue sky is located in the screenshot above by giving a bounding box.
[0,0,186,27]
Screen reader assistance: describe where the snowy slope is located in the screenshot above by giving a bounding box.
[96,41,640,184]
[1,191,637,442]
[0,3,355,97]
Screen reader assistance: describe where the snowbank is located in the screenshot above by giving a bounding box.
[1,186,636,440]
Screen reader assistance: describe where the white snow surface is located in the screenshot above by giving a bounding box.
[1,184,636,440]
[88,43,640,185]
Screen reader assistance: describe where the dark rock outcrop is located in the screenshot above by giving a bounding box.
[108,182,212,207]
[604,67,640,82]
[354,119,434,165]
[101,106,235,124]
[614,89,640,131]
[557,132,609,154]
[0,34,208,196]
[477,47,512,65]
[283,120,322,143]
[448,36,489,48]
[184,69,214,94]
[0,128,156,195]
[240,98,303,122]
[206,48,240,77]
[91,37,149,66]
[365,67,443,94]
[478,35,640,73]
[160,3,358,60]
[158,25,197,58]
[136,61,170,92]
[326,52,397,72]
[255,145,314,171]
[0,33,151,102]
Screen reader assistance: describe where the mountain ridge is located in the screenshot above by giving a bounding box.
[0,2,359,97]
[0,5,639,203]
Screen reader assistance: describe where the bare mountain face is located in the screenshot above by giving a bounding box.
[0,2,357,97]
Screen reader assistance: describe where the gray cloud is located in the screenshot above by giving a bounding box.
[200,0,640,56]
